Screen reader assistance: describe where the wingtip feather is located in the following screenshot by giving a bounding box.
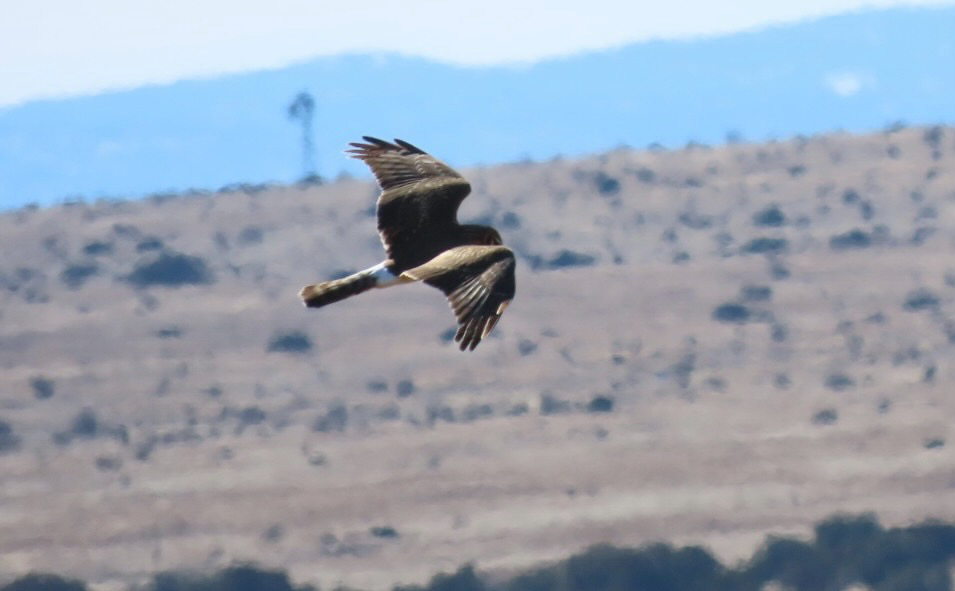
[394,138,426,154]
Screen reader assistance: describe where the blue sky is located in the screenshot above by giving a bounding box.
[3,0,953,108]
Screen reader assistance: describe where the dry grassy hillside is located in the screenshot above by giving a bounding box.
[1,125,954,590]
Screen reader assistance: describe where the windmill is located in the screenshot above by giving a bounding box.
[287,91,320,183]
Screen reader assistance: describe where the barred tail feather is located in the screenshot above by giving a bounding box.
[300,261,405,309]
[300,272,377,309]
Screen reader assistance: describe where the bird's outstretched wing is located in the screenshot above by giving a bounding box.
[400,245,516,351]
[347,137,471,270]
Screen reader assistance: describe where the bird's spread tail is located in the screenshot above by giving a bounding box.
[300,262,402,308]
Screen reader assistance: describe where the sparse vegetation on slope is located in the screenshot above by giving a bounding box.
[1,126,954,590]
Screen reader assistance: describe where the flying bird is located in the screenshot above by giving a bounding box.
[299,137,516,351]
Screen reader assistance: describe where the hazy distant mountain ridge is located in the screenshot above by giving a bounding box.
[0,6,953,207]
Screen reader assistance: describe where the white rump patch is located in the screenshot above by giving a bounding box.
[366,262,404,288]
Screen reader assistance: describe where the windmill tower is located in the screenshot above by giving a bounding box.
[287,91,320,183]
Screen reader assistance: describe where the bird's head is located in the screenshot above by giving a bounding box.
[462,224,504,246]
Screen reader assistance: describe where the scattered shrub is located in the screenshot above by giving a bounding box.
[903,289,940,312]
[829,229,872,251]
[924,438,945,450]
[917,205,937,220]
[594,171,621,196]
[1,268,31,294]
[518,339,538,356]
[812,408,839,426]
[890,345,921,366]
[713,303,750,324]
[125,252,213,288]
[396,379,415,398]
[313,404,348,433]
[237,226,264,246]
[769,260,790,280]
[427,404,456,424]
[52,409,127,446]
[678,212,712,230]
[911,226,936,246]
[668,352,695,390]
[306,451,327,467]
[237,406,267,431]
[0,419,21,454]
[499,211,522,230]
[366,379,389,394]
[82,240,113,256]
[266,330,313,354]
[842,188,861,205]
[370,525,399,539]
[460,403,494,422]
[770,323,788,343]
[95,456,123,472]
[672,251,690,264]
[135,236,164,252]
[155,326,183,339]
[213,232,229,251]
[944,321,955,345]
[30,376,55,400]
[713,232,733,257]
[111,223,141,239]
[587,395,615,413]
[0,267,48,303]
[752,205,786,227]
[634,167,656,183]
[439,327,457,343]
[923,125,944,153]
[152,377,171,397]
[740,285,772,302]
[508,402,530,416]
[60,263,100,289]
[825,373,854,391]
[539,393,570,415]
[544,250,597,270]
[741,237,788,256]
[68,409,97,438]
[262,524,285,543]
[42,236,67,258]
[377,404,400,421]
[134,438,157,462]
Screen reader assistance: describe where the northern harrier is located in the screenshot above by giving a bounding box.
[299,137,516,351]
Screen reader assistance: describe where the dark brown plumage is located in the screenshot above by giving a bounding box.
[299,137,516,351]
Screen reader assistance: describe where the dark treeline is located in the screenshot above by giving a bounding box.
[5,514,955,591]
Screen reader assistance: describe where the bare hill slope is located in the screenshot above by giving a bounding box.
[1,126,954,589]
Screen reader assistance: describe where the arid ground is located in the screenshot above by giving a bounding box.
[1,126,954,590]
